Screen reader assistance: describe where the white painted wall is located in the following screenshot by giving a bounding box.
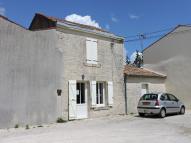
[144,26,191,109]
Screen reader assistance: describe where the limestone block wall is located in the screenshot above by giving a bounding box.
[126,77,166,114]
[56,27,125,120]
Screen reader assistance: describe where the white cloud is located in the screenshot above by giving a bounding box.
[105,24,110,30]
[65,14,100,28]
[130,51,142,63]
[129,14,139,20]
[111,16,118,23]
[0,6,5,16]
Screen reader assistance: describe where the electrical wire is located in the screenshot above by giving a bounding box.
[124,27,174,39]
[125,27,191,43]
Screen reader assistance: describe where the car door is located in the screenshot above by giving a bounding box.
[168,94,179,113]
[160,94,171,114]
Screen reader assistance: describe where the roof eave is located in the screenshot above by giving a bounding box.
[56,21,124,41]
[126,74,167,79]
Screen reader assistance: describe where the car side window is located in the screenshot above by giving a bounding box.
[160,95,165,101]
[168,94,178,101]
[160,94,169,101]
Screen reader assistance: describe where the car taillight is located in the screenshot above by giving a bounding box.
[155,100,159,106]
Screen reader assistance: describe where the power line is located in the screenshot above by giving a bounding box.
[124,27,174,39]
[125,33,166,42]
[125,27,191,43]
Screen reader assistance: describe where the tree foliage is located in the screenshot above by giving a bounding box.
[133,50,143,68]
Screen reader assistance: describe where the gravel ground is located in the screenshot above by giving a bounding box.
[0,111,191,143]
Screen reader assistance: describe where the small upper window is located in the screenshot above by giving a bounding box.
[86,38,98,64]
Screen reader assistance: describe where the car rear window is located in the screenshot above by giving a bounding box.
[140,94,158,101]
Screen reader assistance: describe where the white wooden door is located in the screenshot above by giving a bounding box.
[76,82,88,119]
[69,80,77,120]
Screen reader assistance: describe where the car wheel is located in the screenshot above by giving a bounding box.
[139,113,145,117]
[159,108,166,118]
[180,106,185,115]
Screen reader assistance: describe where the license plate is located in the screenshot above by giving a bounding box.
[143,102,150,105]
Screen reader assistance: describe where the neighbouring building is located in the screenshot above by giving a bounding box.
[143,25,191,109]
[0,13,125,128]
[124,65,166,113]
[0,14,62,128]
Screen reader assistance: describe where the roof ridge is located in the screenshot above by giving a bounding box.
[0,14,27,30]
[143,24,191,52]
[142,67,167,77]
[35,13,110,33]
[124,65,166,78]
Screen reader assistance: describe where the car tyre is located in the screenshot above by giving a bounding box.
[139,113,145,117]
[159,108,166,118]
[180,106,185,115]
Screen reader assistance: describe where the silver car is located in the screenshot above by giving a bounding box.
[137,93,185,118]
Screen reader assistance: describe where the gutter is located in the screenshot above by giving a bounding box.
[57,22,125,41]
[124,73,128,115]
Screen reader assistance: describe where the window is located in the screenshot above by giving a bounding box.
[140,94,158,101]
[160,94,169,101]
[96,82,105,106]
[168,94,178,101]
[76,83,85,104]
[86,38,97,64]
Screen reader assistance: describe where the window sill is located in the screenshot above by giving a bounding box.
[83,62,101,68]
[91,106,111,111]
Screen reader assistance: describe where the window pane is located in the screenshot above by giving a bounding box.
[100,83,103,104]
[168,94,177,101]
[76,83,80,104]
[96,82,105,105]
[96,83,99,104]
[140,94,158,101]
[100,93,103,104]
[160,95,165,101]
[81,83,85,104]
[100,83,103,95]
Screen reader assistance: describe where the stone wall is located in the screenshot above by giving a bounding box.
[126,77,166,114]
[56,27,125,119]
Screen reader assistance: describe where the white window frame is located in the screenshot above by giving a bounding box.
[96,82,105,107]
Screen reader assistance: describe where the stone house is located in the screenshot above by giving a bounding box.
[30,13,126,120]
[143,25,191,109]
[124,65,166,113]
[0,13,125,128]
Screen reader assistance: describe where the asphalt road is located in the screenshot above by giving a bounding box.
[0,111,191,143]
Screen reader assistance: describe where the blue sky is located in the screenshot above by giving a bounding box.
[0,0,191,57]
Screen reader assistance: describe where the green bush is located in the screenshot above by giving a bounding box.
[56,117,67,123]
[26,124,30,130]
[37,125,43,128]
[14,124,19,128]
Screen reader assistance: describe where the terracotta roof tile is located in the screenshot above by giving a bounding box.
[124,65,166,78]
